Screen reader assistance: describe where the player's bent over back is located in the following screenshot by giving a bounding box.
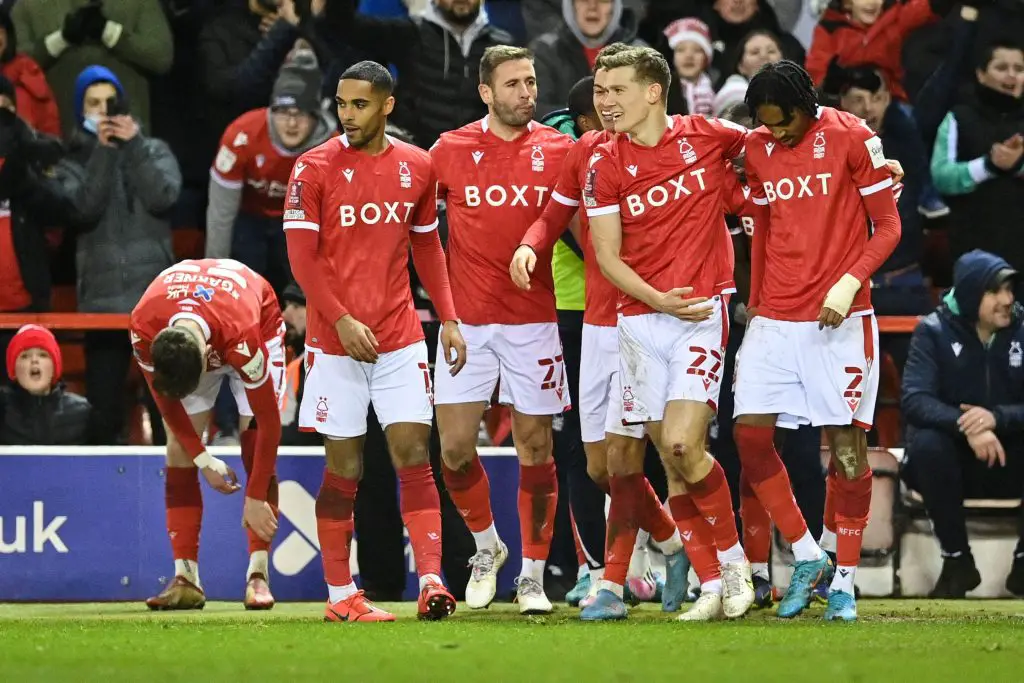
[284,61,466,623]
[130,258,286,611]
[736,61,902,622]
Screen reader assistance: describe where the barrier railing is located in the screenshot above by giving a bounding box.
[0,313,924,334]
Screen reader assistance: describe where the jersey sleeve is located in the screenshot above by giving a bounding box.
[410,160,440,233]
[429,138,449,202]
[130,329,154,372]
[708,117,748,160]
[224,330,272,390]
[583,151,620,217]
[551,141,586,207]
[281,155,323,232]
[211,117,248,188]
[847,122,894,197]
[743,150,768,207]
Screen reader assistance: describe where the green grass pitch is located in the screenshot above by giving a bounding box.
[1,600,1022,682]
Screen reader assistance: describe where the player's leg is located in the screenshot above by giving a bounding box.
[373,340,455,620]
[146,408,211,611]
[300,352,393,622]
[739,470,774,608]
[434,325,506,609]
[810,315,880,622]
[231,336,287,609]
[495,322,572,615]
[666,480,725,621]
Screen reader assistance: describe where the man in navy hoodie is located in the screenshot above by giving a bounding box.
[901,249,1024,598]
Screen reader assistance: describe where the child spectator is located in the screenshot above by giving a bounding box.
[664,17,715,116]
[1,324,91,445]
[712,29,783,115]
[806,0,955,103]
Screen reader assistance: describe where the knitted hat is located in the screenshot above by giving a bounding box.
[6,324,62,384]
[271,50,322,114]
[664,18,713,61]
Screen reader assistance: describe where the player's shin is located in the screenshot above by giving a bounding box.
[734,422,821,562]
[165,466,203,587]
[602,473,645,597]
[518,459,558,580]
[397,461,444,589]
[820,462,839,556]
[830,464,872,595]
[668,493,722,594]
[739,473,771,579]
[442,455,499,550]
[315,467,359,603]
[241,428,279,564]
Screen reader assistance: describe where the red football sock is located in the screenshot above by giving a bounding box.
[442,455,494,533]
[824,463,838,534]
[241,428,278,554]
[739,472,771,564]
[315,468,358,587]
[399,464,443,580]
[641,479,676,544]
[165,467,202,562]
[570,510,588,569]
[686,460,740,552]
[519,461,558,561]
[668,494,721,584]
[604,473,644,586]
[835,470,872,567]
[734,423,808,544]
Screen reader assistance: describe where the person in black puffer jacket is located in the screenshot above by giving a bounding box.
[901,249,1024,599]
[1,324,90,445]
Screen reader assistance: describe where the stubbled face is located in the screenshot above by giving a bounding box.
[714,0,757,25]
[601,65,661,135]
[737,34,782,79]
[673,42,706,81]
[434,0,482,25]
[82,82,117,118]
[840,84,890,133]
[977,48,1024,99]
[481,59,537,128]
[756,103,812,147]
[271,107,316,148]
[574,0,614,39]
[846,0,884,25]
[979,283,1014,330]
[15,348,54,395]
[336,78,393,148]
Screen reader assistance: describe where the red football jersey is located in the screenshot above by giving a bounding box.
[745,107,893,322]
[431,118,574,325]
[584,115,747,317]
[211,108,298,219]
[549,129,618,327]
[130,259,284,385]
[282,135,437,356]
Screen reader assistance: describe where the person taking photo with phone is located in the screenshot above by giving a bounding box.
[52,64,181,445]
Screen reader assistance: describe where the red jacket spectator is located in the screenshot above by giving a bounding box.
[0,8,60,138]
[806,0,952,102]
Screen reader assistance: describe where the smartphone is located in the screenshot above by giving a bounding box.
[106,96,128,118]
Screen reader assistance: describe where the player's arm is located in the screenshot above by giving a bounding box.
[820,128,902,328]
[511,199,580,291]
[282,159,379,362]
[409,166,466,376]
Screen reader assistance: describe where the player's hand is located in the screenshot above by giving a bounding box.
[885,159,904,185]
[199,457,241,494]
[243,497,279,542]
[653,287,714,322]
[335,315,379,363]
[819,273,861,330]
[959,404,997,437]
[967,430,1006,468]
[509,245,537,291]
[439,320,467,376]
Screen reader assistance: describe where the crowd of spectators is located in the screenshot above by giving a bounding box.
[0,0,1022,597]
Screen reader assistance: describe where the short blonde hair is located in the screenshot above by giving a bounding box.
[594,46,672,102]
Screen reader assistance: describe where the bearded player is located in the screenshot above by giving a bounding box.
[581,46,757,621]
[510,54,700,619]
[734,61,901,622]
[131,259,285,611]
[283,61,467,622]
[430,46,574,615]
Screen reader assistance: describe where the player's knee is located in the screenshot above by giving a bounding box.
[513,422,552,466]
[439,435,476,471]
[586,459,609,487]
[667,439,709,482]
[391,438,430,469]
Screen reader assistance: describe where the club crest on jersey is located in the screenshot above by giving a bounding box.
[679,138,697,165]
[813,131,826,159]
[398,160,412,188]
[232,132,248,147]
[531,145,545,172]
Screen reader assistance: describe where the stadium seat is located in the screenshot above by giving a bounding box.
[874,352,902,448]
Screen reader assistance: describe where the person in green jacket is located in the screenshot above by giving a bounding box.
[11,0,172,138]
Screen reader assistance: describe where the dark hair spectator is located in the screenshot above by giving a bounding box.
[0,7,60,137]
[713,28,784,115]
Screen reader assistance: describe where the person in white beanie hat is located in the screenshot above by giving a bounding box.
[664,17,715,116]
